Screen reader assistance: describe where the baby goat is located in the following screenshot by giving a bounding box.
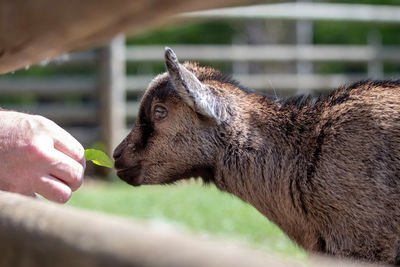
[114,47,400,265]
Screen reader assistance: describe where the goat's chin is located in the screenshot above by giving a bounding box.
[117,165,215,187]
[116,165,143,186]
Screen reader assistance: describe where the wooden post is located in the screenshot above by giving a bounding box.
[367,31,383,79]
[296,0,313,94]
[98,35,126,161]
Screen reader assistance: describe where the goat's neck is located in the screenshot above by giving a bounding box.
[213,102,320,250]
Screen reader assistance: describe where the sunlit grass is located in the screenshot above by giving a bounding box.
[67,178,305,260]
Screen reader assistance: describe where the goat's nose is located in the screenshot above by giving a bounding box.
[113,146,123,160]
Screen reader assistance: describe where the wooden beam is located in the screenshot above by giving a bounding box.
[182,2,400,23]
[126,73,400,93]
[125,45,400,63]
[0,77,96,96]
[0,0,251,74]
[2,104,98,124]
[50,51,97,66]
[0,190,372,267]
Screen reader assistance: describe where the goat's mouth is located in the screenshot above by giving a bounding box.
[116,165,143,186]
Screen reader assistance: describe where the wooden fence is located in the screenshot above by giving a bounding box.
[1,42,400,155]
[0,190,380,267]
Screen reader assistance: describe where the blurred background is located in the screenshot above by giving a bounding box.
[1,0,400,260]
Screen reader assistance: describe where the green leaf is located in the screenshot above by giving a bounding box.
[84,149,113,168]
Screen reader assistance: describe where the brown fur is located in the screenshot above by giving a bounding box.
[114,48,400,265]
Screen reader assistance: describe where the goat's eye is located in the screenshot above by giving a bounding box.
[153,104,168,121]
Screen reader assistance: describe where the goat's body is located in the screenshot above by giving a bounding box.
[114,48,400,265]
[214,80,400,264]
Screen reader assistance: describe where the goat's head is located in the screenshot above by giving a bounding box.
[113,48,236,186]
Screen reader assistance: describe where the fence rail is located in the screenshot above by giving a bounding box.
[0,190,287,267]
[127,73,400,94]
[126,45,400,62]
[0,77,96,96]
[0,190,376,267]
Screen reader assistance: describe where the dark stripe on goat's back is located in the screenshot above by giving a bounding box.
[278,94,321,110]
[328,92,350,107]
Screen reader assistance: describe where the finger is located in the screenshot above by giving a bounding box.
[53,132,85,165]
[47,148,84,192]
[42,118,85,164]
[33,175,72,204]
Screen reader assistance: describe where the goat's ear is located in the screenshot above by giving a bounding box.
[164,47,228,123]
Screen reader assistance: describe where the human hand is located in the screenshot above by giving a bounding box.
[0,110,85,203]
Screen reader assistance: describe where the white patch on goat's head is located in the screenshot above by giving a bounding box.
[191,83,230,123]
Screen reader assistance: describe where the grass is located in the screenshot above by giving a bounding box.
[67,178,305,260]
